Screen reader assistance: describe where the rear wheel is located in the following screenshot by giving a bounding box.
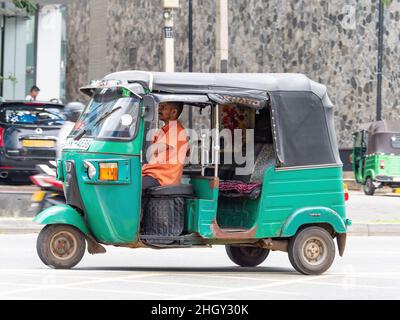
[37,224,86,269]
[364,177,375,196]
[226,245,270,267]
[288,226,335,275]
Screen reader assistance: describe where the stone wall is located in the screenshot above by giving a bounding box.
[66,0,400,148]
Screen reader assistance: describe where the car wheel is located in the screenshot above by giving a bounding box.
[288,226,335,275]
[37,224,86,269]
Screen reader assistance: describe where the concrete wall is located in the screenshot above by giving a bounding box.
[65,0,400,148]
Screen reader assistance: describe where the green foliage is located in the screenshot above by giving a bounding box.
[0,73,18,84]
[382,0,393,6]
[12,0,38,15]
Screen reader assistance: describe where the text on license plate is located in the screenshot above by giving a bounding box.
[22,140,55,148]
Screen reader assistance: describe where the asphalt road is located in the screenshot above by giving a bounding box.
[0,234,399,300]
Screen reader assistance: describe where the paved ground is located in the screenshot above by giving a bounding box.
[0,234,399,300]
[346,190,400,223]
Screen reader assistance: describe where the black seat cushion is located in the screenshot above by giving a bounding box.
[146,184,194,197]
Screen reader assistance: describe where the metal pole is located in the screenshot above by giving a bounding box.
[188,0,193,73]
[214,104,220,178]
[376,0,384,121]
[188,0,193,128]
[163,7,176,72]
[216,0,228,73]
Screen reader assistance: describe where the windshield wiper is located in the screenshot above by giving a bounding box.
[93,106,122,128]
[73,128,87,141]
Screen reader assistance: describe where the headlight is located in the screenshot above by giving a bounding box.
[84,161,97,180]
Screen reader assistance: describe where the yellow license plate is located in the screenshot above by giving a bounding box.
[31,191,46,202]
[23,140,55,148]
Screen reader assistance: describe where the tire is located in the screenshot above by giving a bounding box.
[226,245,270,267]
[37,224,86,269]
[363,177,375,196]
[288,226,335,275]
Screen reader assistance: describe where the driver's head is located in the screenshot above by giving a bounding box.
[158,102,184,122]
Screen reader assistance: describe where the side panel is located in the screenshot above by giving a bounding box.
[186,177,218,238]
[256,166,347,238]
[364,155,377,180]
[62,152,142,244]
[60,119,145,244]
[280,207,347,237]
[34,204,89,235]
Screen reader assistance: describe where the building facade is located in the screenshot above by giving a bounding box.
[0,0,67,101]
[65,0,400,149]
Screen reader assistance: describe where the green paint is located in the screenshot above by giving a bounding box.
[34,204,89,235]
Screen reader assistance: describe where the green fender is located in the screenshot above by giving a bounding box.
[33,204,89,235]
[365,169,376,181]
[280,207,347,237]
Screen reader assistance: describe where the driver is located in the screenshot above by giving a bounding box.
[142,102,188,190]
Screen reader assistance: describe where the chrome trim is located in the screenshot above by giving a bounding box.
[275,164,343,171]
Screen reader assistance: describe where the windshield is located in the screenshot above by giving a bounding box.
[0,104,65,126]
[70,87,140,140]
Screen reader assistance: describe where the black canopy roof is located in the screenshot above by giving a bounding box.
[83,71,341,168]
[102,71,333,107]
[359,121,400,155]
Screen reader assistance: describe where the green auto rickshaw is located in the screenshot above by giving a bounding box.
[352,120,400,195]
[34,71,351,275]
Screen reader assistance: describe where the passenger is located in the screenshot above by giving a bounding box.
[142,102,188,190]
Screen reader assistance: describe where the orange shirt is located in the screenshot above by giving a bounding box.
[142,121,188,186]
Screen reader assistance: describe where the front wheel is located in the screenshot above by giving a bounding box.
[363,177,376,196]
[226,245,270,267]
[288,226,335,275]
[37,224,86,269]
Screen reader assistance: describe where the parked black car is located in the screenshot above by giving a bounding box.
[0,100,65,182]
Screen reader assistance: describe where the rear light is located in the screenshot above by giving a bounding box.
[348,154,353,164]
[0,127,4,147]
[379,160,385,169]
[343,183,349,201]
[99,162,118,181]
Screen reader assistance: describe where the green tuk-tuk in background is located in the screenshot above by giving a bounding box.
[34,71,351,275]
[352,120,400,195]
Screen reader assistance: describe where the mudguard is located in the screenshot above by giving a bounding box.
[33,204,89,235]
[280,207,347,237]
[365,169,376,181]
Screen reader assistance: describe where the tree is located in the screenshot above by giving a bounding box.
[12,0,38,15]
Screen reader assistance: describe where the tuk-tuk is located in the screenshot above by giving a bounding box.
[352,120,400,195]
[34,71,351,275]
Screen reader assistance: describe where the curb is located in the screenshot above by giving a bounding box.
[347,223,400,236]
[0,219,42,234]
[0,219,400,236]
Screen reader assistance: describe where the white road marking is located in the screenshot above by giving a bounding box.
[0,272,162,296]
[175,275,336,299]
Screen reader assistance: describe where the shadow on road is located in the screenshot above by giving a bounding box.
[73,266,297,275]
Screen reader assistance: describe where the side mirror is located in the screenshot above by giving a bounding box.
[142,96,156,122]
